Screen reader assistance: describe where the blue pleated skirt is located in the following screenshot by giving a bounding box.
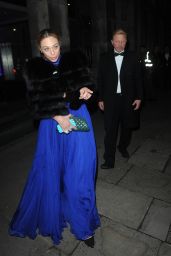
[9,104,100,244]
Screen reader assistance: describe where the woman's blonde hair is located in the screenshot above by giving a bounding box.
[37,28,61,47]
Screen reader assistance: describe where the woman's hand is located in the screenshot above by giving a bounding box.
[79,87,93,100]
[53,114,75,134]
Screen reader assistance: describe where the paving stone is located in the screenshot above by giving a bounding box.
[140,199,171,241]
[98,162,132,184]
[0,131,36,157]
[1,165,33,216]
[0,132,36,182]
[166,225,171,243]
[119,167,171,203]
[96,180,152,229]
[0,212,70,256]
[0,134,36,220]
[128,139,170,171]
[137,108,171,142]
[72,217,160,256]
[158,243,171,256]
[164,156,171,176]
[157,132,171,144]
[33,247,67,256]
[53,226,79,255]
[0,213,52,256]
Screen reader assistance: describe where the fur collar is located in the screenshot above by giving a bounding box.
[24,50,88,81]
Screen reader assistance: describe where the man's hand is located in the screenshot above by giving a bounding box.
[132,100,141,110]
[98,101,104,111]
[79,87,93,100]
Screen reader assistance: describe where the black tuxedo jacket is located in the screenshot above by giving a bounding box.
[97,50,143,128]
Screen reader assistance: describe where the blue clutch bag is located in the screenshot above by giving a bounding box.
[57,115,90,133]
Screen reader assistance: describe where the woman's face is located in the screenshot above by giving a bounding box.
[40,36,60,62]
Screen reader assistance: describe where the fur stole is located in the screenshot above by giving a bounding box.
[23,51,94,119]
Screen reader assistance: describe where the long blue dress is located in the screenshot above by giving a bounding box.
[9,103,100,244]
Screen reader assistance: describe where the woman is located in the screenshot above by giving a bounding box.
[9,29,100,247]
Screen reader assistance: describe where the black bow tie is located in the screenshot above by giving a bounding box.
[114,52,124,57]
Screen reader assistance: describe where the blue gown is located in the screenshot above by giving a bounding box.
[9,103,100,244]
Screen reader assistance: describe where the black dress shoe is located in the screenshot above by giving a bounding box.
[117,146,129,158]
[101,162,114,169]
[84,236,94,248]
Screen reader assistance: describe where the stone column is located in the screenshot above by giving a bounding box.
[90,0,108,68]
[114,0,137,51]
[135,0,143,50]
[47,0,70,52]
[27,0,49,56]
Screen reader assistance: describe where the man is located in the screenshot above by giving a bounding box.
[97,29,143,169]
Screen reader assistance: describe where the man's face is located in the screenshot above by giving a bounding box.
[111,34,127,52]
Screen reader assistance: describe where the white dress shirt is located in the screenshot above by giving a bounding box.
[114,51,124,93]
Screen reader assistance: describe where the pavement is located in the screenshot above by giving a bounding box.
[0,94,35,146]
[0,88,171,256]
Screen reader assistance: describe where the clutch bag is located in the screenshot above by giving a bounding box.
[57,115,90,133]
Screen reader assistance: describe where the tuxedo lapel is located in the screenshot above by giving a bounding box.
[106,52,118,92]
[120,52,128,76]
[108,52,118,75]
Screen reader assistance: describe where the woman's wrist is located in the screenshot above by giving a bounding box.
[53,115,62,123]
